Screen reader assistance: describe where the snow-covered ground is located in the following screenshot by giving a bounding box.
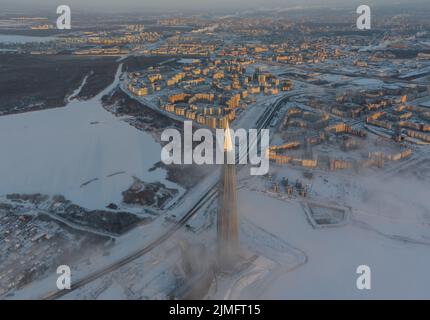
[234,181,430,299]
[0,65,182,210]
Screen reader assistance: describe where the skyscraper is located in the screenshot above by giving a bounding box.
[217,121,239,270]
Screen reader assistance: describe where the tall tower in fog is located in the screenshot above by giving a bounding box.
[217,121,239,270]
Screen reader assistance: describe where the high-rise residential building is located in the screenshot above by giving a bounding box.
[217,122,239,270]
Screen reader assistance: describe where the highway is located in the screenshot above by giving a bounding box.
[41,92,297,300]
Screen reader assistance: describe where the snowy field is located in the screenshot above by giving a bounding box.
[0,66,181,210]
[237,187,430,299]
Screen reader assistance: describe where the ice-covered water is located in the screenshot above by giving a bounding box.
[0,66,179,209]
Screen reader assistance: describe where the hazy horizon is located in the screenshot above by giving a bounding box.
[1,0,429,14]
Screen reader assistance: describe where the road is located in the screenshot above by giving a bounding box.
[41,92,297,300]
